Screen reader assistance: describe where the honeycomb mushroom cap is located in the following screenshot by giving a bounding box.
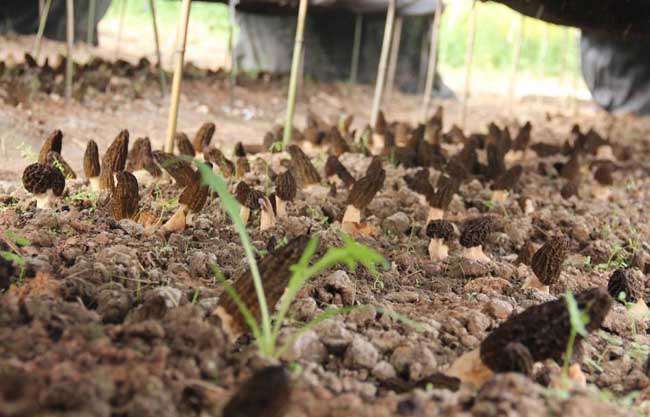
[153,151,195,187]
[426,220,455,240]
[128,137,162,177]
[234,142,246,158]
[100,130,129,190]
[175,132,196,157]
[459,216,499,248]
[512,121,532,151]
[346,165,385,210]
[531,236,570,286]
[324,155,355,188]
[179,171,209,213]
[193,122,215,153]
[275,170,297,202]
[480,287,612,373]
[83,139,101,178]
[38,129,63,164]
[608,269,644,303]
[594,164,614,186]
[236,157,250,178]
[404,169,434,199]
[235,182,261,210]
[287,145,321,186]
[111,171,139,220]
[22,163,54,194]
[428,174,459,210]
[491,165,523,191]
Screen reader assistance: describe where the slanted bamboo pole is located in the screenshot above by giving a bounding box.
[460,0,477,129]
[149,0,167,95]
[65,0,74,100]
[421,0,443,121]
[164,0,193,153]
[115,0,128,59]
[385,15,403,98]
[370,0,396,127]
[87,0,97,44]
[349,14,363,84]
[33,0,52,59]
[282,0,309,148]
[507,14,524,115]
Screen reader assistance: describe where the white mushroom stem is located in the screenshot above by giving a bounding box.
[596,145,615,161]
[446,348,493,388]
[461,245,491,263]
[132,169,155,186]
[213,306,240,341]
[370,133,384,154]
[522,198,535,215]
[426,207,444,223]
[88,176,100,192]
[592,184,611,201]
[342,204,361,224]
[504,149,525,164]
[259,197,276,231]
[34,189,55,209]
[162,204,188,233]
[521,274,550,294]
[428,238,449,262]
[275,197,287,218]
[491,190,508,203]
[240,206,251,225]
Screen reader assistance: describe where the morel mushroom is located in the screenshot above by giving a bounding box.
[99,130,129,191]
[287,145,321,188]
[608,269,648,318]
[404,169,434,207]
[448,288,611,386]
[37,129,63,164]
[516,240,536,266]
[426,220,455,262]
[506,121,532,162]
[342,160,385,225]
[459,216,499,263]
[111,171,139,220]
[324,155,355,188]
[490,165,523,202]
[221,366,291,417]
[234,141,246,158]
[152,151,195,187]
[592,163,614,201]
[275,170,296,218]
[127,137,162,185]
[235,181,262,225]
[162,168,210,233]
[175,132,195,157]
[525,236,570,292]
[45,151,76,179]
[204,147,235,178]
[235,157,250,179]
[427,174,460,222]
[22,162,65,209]
[83,139,101,191]
[192,122,215,154]
[215,234,310,338]
[259,194,276,231]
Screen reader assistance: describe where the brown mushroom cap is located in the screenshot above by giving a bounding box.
[325,127,351,157]
[365,156,383,178]
[127,137,162,177]
[288,145,321,186]
[531,236,570,286]
[23,163,54,194]
[485,143,506,181]
[516,240,536,266]
[512,121,532,151]
[38,129,63,164]
[235,182,261,210]
[428,174,460,210]
[275,170,297,202]
[221,366,291,417]
[236,157,250,179]
[193,122,215,153]
[46,151,77,179]
[426,220,454,240]
[346,164,385,210]
[111,171,139,220]
[560,151,581,182]
[480,287,611,373]
[100,130,129,190]
[608,269,644,303]
[594,164,614,186]
[234,142,246,158]
[324,155,355,188]
[204,147,235,178]
[459,216,499,248]
[179,171,209,213]
[152,151,195,187]
[502,342,534,376]
[83,139,100,178]
[175,132,196,157]
[491,165,523,192]
[405,169,434,200]
[561,177,580,200]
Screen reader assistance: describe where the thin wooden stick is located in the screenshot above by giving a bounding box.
[115,0,128,59]
[65,0,74,101]
[421,1,443,121]
[417,16,431,93]
[149,0,167,96]
[349,14,363,84]
[164,0,193,153]
[507,14,524,115]
[370,0,396,127]
[228,0,239,107]
[87,0,96,44]
[460,0,477,129]
[282,0,309,148]
[385,15,403,98]
[33,0,52,59]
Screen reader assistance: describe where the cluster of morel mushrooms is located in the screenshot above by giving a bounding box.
[20,107,642,390]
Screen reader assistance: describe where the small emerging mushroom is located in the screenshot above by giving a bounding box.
[162,168,210,233]
[204,147,235,178]
[221,366,291,417]
[516,240,536,266]
[426,220,455,262]
[111,171,139,220]
[324,155,355,188]
[274,170,296,218]
[22,162,65,209]
[592,163,614,201]
[448,287,611,386]
[234,141,246,158]
[287,144,321,189]
[459,216,499,263]
[153,151,195,187]
[175,132,196,157]
[342,159,385,225]
[83,139,101,191]
[235,181,262,225]
[524,236,570,293]
[192,122,215,154]
[99,130,129,191]
[505,121,532,162]
[127,137,163,185]
[490,165,523,202]
[404,169,434,207]
[427,174,460,222]
[608,269,648,319]
[38,129,63,164]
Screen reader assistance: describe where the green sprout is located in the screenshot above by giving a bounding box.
[0,231,31,286]
[563,290,589,386]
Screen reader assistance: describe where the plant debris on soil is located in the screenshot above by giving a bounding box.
[2,44,650,417]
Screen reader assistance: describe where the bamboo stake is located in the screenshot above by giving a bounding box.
[349,14,363,84]
[370,0,396,127]
[39,0,45,16]
[87,0,97,44]
[417,16,431,93]
[460,0,477,129]
[507,14,524,115]
[421,0,443,121]
[149,0,167,96]
[33,0,52,59]
[385,15,403,98]
[164,0,193,153]
[282,0,309,148]
[65,0,74,101]
[228,0,239,107]
[115,0,128,59]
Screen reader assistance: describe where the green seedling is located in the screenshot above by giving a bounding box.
[17,143,38,163]
[0,231,31,285]
[563,290,589,386]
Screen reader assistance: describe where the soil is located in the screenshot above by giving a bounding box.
[2,34,650,417]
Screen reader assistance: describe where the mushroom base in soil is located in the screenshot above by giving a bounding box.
[88,176,100,192]
[521,274,550,293]
[162,205,188,233]
[275,198,287,218]
[259,197,276,231]
[428,238,449,262]
[342,204,361,224]
[592,184,611,201]
[426,207,444,223]
[240,206,251,225]
[35,189,56,209]
[491,190,508,203]
[596,145,615,161]
[461,245,491,263]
